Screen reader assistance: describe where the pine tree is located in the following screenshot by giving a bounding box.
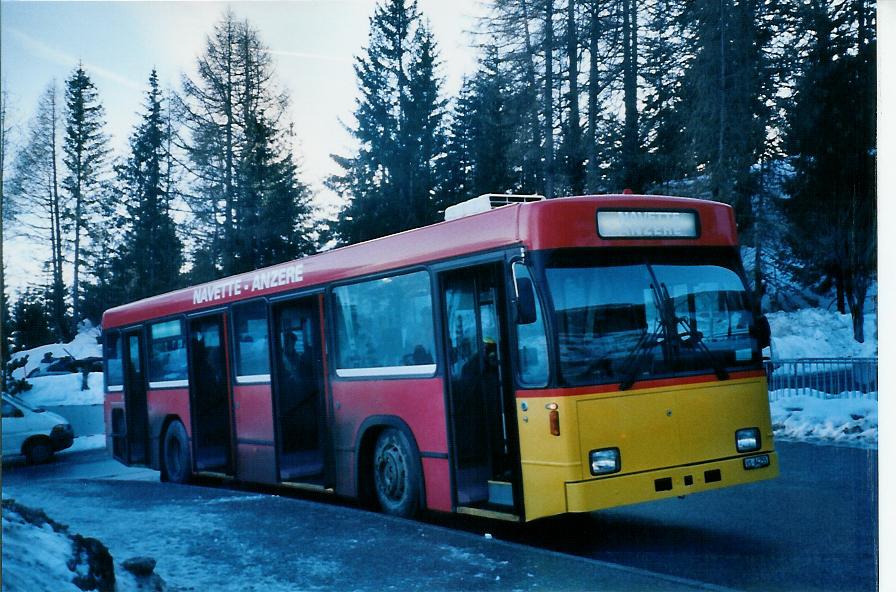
[115,70,184,303]
[785,0,876,341]
[9,287,55,351]
[329,0,446,243]
[179,12,315,275]
[62,66,110,326]
[678,0,768,226]
[441,46,515,201]
[79,176,126,323]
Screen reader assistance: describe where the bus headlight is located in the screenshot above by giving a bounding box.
[589,448,620,475]
[735,428,761,453]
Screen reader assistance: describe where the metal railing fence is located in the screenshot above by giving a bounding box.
[764,358,878,401]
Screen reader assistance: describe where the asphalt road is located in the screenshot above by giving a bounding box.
[2,441,878,591]
[476,441,878,592]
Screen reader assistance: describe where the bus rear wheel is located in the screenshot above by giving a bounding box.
[162,420,192,484]
[373,428,420,518]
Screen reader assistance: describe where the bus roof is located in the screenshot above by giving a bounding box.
[102,194,737,329]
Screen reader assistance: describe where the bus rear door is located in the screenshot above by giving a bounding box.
[122,329,149,465]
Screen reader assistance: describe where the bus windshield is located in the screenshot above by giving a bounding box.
[542,249,760,388]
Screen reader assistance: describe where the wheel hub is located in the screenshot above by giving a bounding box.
[376,444,406,501]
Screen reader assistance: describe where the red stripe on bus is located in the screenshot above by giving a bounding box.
[515,369,767,399]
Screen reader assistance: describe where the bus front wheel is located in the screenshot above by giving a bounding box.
[162,420,192,484]
[373,428,420,518]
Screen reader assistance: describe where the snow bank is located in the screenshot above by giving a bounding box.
[23,373,104,407]
[767,308,877,359]
[1,502,81,591]
[11,320,102,378]
[770,394,877,448]
[1,499,165,592]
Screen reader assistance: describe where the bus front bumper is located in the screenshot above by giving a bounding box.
[565,451,779,513]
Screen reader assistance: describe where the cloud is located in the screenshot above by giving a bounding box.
[265,49,353,64]
[3,26,143,91]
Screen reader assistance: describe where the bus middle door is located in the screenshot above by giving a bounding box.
[271,295,327,485]
[187,313,235,476]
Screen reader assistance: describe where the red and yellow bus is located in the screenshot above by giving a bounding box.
[102,194,777,522]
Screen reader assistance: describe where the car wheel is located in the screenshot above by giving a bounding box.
[162,420,192,484]
[24,438,53,464]
[373,428,421,518]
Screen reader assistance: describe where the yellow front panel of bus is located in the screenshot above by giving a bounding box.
[517,376,775,521]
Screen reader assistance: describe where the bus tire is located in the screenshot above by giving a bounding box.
[24,438,53,464]
[372,428,421,518]
[162,420,192,484]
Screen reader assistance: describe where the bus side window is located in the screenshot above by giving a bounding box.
[148,320,188,383]
[333,271,436,375]
[104,331,124,388]
[513,263,549,387]
[232,301,271,381]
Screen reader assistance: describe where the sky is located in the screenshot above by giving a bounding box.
[1,0,485,292]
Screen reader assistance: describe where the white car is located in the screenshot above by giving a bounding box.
[2,393,74,463]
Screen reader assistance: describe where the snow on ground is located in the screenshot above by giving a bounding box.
[768,307,877,359]
[1,500,163,592]
[24,373,104,407]
[1,503,81,592]
[60,435,107,455]
[770,393,877,448]
[11,320,102,378]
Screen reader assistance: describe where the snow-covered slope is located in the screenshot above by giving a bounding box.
[11,321,102,379]
[25,373,104,407]
[768,307,877,359]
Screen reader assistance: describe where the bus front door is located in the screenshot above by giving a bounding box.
[271,296,326,484]
[441,265,519,514]
[122,330,149,466]
[187,314,235,475]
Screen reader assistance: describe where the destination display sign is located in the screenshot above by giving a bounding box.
[192,263,305,305]
[596,210,699,239]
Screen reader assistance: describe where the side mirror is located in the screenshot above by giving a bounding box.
[515,276,538,325]
[751,315,771,350]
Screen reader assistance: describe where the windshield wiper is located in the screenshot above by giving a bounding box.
[618,281,668,391]
[618,322,663,391]
[618,275,730,391]
[673,314,729,381]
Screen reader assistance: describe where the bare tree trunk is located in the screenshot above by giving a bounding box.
[543,0,556,198]
[519,0,544,192]
[48,91,68,340]
[621,0,639,191]
[224,18,235,274]
[716,0,727,201]
[565,0,583,195]
[754,155,764,302]
[586,2,600,193]
[0,91,7,380]
[72,170,82,327]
